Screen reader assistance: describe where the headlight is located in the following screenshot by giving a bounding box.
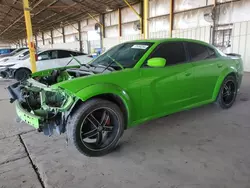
[40,89,74,112]
[5,64,15,68]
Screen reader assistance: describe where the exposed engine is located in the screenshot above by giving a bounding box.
[8,65,115,136]
[35,64,114,86]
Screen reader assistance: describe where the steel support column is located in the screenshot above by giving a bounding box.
[118,8,122,38]
[143,0,149,39]
[62,27,65,43]
[169,0,174,37]
[123,0,143,36]
[78,21,83,52]
[23,0,36,72]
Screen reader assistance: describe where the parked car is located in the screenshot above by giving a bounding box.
[8,38,243,156]
[0,49,30,63]
[0,49,92,80]
[0,48,16,55]
[0,47,28,59]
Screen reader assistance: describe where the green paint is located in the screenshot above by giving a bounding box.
[147,57,166,67]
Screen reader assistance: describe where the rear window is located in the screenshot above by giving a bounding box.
[187,42,210,61]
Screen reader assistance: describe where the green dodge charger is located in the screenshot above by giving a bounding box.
[8,38,243,156]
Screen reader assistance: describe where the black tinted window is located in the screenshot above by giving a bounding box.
[187,42,211,61]
[207,47,217,58]
[150,42,187,66]
[38,50,58,60]
[58,50,73,58]
[73,52,87,56]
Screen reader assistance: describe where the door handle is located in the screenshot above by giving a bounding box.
[217,64,223,68]
[185,72,191,76]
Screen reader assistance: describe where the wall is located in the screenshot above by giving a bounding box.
[15,0,250,71]
[0,42,11,48]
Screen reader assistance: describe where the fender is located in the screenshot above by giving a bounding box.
[75,83,133,125]
[212,66,238,100]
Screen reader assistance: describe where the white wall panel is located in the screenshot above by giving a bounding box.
[172,26,211,43]
[149,30,169,38]
[37,40,43,48]
[53,36,63,44]
[88,17,100,25]
[52,42,80,51]
[122,22,140,36]
[231,21,250,71]
[43,31,51,40]
[120,34,143,43]
[174,7,212,29]
[103,37,120,51]
[105,11,118,26]
[121,3,140,23]
[149,0,170,17]
[52,28,62,37]
[80,20,87,29]
[149,15,169,33]
[105,26,119,38]
[64,24,78,35]
[174,0,207,12]
[65,33,78,43]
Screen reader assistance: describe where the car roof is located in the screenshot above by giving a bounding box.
[130,38,214,48]
[39,48,82,53]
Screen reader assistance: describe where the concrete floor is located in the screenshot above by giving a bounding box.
[0,75,250,188]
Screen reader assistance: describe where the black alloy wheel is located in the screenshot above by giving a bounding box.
[217,75,237,109]
[67,99,124,156]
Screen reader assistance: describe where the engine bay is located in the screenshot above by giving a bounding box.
[34,64,115,85]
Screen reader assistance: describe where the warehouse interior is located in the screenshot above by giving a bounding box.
[0,0,250,188]
[1,0,250,70]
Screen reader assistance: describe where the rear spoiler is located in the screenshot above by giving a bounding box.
[226,53,241,58]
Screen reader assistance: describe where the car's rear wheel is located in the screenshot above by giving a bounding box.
[14,68,31,81]
[67,99,124,157]
[217,75,237,109]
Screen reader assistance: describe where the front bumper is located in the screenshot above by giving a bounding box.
[8,79,76,135]
[15,102,43,129]
[0,68,14,79]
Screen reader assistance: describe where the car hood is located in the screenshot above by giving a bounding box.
[32,64,116,91]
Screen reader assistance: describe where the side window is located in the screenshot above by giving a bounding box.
[207,47,217,58]
[37,51,51,61]
[73,52,87,56]
[58,50,73,58]
[187,42,211,61]
[50,50,58,59]
[149,42,187,66]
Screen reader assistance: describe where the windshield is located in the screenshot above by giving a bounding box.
[10,48,27,56]
[91,42,153,69]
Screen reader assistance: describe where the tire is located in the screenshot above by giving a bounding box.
[14,68,31,81]
[217,75,237,109]
[67,99,125,157]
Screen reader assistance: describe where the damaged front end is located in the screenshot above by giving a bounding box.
[8,78,76,136]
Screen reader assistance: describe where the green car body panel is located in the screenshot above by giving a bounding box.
[9,38,243,131]
[52,38,243,128]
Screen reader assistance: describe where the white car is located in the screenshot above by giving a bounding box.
[0,49,30,63]
[0,49,92,80]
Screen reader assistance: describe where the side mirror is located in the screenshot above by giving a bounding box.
[147,57,166,68]
[38,54,49,61]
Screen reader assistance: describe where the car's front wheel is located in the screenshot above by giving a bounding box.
[67,99,125,157]
[217,75,237,109]
[14,68,31,81]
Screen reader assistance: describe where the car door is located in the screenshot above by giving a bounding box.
[185,42,223,102]
[140,42,196,119]
[36,50,60,71]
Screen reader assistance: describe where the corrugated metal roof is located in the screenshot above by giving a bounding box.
[0,0,139,42]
